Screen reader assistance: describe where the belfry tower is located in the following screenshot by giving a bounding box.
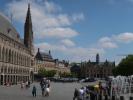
[96,53,100,64]
[24,4,34,54]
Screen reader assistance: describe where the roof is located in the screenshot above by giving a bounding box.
[40,52,53,60]
[35,50,53,61]
[81,60,115,67]
[0,12,21,42]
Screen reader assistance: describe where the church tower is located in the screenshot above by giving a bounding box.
[96,53,100,64]
[24,4,34,54]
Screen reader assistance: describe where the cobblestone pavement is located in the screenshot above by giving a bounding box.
[0,82,82,100]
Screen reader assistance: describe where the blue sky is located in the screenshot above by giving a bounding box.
[1,0,133,63]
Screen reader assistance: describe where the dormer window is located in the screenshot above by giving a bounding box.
[7,28,11,34]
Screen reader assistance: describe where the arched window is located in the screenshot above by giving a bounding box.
[9,49,11,63]
[11,51,13,64]
[2,47,4,62]
[6,48,8,62]
[14,52,16,64]
[0,46,1,61]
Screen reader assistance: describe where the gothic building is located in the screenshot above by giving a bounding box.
[35,48,70,75]
[0,4,34,85]
[80,54,115,78]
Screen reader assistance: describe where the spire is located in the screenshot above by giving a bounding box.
[96,53,100,64]
[25,3,32,26]
[38,48,40,52]
[24,3,34,54]
[49,50,51,55]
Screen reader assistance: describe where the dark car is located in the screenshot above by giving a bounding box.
[80,77,96,82]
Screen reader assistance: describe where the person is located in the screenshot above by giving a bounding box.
[73,88,79,100]
[40,78,47,96]
[78,87,84,100]
[32,85,37,97]
[45,79,51,96]
[45,87,50,96]
[21,81,24,89]
[28,81,30,87]
[25,81,29,89]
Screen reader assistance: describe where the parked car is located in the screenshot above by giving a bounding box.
[79,77,96,82]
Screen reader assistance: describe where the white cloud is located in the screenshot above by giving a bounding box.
[114,32,133,43]
[35,27,78,39]
[72,13,84,22]
[6,0,84,39]
[99,37,118,48]
[61,39,75,47]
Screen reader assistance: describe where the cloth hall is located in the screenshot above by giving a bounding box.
[0,4,34,85]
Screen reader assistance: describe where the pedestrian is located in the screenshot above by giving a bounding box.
[40,78,46,96]
[28,81,30,87]
[78,87,84,100]
[45,87,50,96]
[44,79,50,96]
[21,81,24,89]
[32,85,37,97]
[73,88,79,100]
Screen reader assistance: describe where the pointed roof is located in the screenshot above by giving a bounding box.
[25,3,32,27]
[35,48,53,61]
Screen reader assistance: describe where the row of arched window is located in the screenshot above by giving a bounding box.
[0,46,31,67]
[1,66,29,74]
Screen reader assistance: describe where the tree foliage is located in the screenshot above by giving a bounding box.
[38,68,56,77]
[113,55,133,76]
[59,72,73,78]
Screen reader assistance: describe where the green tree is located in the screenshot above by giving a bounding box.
[38,68,56,77]
[113,55,133,76]
[38,68,46,76]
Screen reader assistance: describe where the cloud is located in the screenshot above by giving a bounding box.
[6,0,84,39]
[35,27,78,39]
[114,32,133,43]
[35,42,105,62]
[61,39,75,47]
[72,13,84,22]
[98,37,118,48]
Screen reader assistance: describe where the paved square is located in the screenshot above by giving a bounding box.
[0,82,82,100]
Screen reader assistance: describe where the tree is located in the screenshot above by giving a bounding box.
[38,67,46,76]
[113,55,133,76]
[38,68,56,77]
[59,72,72,78]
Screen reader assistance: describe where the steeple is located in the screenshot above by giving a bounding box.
[38,48,40,53]
[49,50,51,55]
[96,53,100,64]
[24,3,34,54]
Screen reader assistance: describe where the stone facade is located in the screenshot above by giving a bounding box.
[0,4,34,85]
[35,48,70,74]
[80,54,115,78]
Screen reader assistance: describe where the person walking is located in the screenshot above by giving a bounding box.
[45,79,51,96]
[32,85,37,97]
[79,87,84,100]
[40,78,47,96]
[73,88,79,100]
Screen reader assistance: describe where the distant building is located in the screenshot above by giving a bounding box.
[35,48,70,75]
[80,54,115,78]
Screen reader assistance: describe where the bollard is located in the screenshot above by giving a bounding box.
[120,96,124,100]
[112,96,115,100]
[130,97,133,100]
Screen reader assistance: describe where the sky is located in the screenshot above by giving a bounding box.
[1,0,133,64]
